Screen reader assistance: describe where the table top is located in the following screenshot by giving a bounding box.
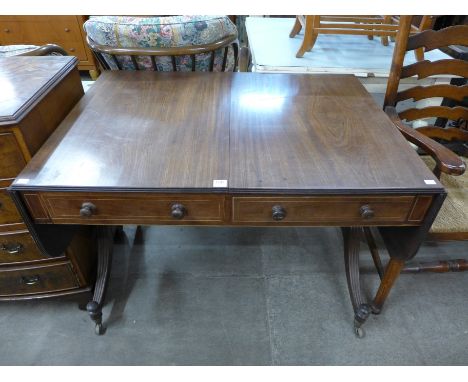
[0,56,77,125]
[12,71,442,195]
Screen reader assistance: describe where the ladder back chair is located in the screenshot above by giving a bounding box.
[379,15,468,273]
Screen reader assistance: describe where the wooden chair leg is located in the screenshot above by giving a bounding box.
[296,16,319,58]
[289,16,303,38]
[371,257,405,314]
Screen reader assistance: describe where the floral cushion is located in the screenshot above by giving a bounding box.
[0,45,39,57]
[83,16,238,71]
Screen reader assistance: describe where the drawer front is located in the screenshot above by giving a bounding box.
[232,196,417,225]
[0,231,47,264]
[41,193,226,224]
[0,17,83,44]
[0,262,79,297]
[0,133,26,180]
[0,21,24,44]
[0,187,22,226]
[54,40,89,61]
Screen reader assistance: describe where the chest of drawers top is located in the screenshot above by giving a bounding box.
[0,56,78,125]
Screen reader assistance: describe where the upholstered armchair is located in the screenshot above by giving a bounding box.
[83,16,248,72]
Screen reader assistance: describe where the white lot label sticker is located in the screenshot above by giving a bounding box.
[424,179,436,185]
[213,179,228,188]
[16,178,30,184]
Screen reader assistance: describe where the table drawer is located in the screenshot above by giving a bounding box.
[0,261,79,297]
[0,231,47,264]
[0,187,22,225]
[0,132,26,180]
[232,196,419,225]
[40,193,226,224]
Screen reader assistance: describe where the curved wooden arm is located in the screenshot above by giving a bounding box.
[18,44,68,56]
[385,106,466,176]
[239,46,251,72]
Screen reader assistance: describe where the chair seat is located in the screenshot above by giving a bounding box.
[421,155,468,234]
[0,45,39,57]
[83,16,238,71]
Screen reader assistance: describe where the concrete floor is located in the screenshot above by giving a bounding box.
[0,225,467,365]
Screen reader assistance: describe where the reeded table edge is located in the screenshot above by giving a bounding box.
[7,184,446,195]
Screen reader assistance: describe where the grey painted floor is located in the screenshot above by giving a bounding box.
[1,225,467,365]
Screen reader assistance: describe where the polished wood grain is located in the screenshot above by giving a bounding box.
[13,71,231,191]
[0,56,95,299]
[0,230,49,264]
[229,73,441,194]
[0,186,22,225]
[0,56,78,125]
[0,261,79,297]
[0,132,26,179]
[20,191,435,227]
[232,195,417,225]
[38,192,227,224]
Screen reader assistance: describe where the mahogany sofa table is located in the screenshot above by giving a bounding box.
[9,71,445,336]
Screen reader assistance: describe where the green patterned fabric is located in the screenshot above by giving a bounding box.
[83,16,238,71]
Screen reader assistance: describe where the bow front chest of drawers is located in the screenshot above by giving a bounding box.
[0,56,96,300]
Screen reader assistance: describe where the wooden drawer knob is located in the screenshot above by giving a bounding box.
[360,205,375,219]
[171,203,186,219]
[21,275,40,286]
[1,242,24,255]
[69,48,76,52]
[64,28,70,32]
[4,28,10,33]
[272,205,286,221]
[80,202,97,217]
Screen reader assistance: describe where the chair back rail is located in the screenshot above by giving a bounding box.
[86,34,239,72]
[401,59,468,79]
[395,84,468,103]
[406,26,468,52]
[399,106,468,122]
[384,17,468,127]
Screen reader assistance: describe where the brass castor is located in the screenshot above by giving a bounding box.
[95,323,105,335]
[354,324,365,338]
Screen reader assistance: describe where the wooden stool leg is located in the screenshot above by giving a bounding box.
[381,16,392,46]
[371,257,405,314]
[289,16,303,38]
[296,16,319,58]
